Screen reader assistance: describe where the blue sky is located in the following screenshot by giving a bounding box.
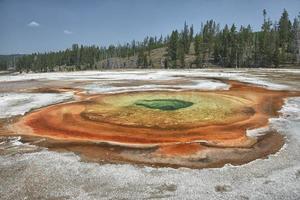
[0,0,299,54]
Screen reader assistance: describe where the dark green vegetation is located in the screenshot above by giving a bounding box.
[135,99,194,111]
[1,9,299,72]
[0,55,24,71]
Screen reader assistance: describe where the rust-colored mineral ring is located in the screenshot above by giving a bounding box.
[10,81,300,168]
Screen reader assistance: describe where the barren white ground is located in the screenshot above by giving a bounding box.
[0,69,299,200]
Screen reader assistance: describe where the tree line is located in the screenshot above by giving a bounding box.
[167,9,300,68]
[1,9,299,72]
[14,36,167,72]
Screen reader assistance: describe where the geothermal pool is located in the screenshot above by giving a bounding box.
[0,69,300,199]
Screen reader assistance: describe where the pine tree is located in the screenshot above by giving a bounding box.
[229,24,238,67]
[260,10,273,66]
[291,15,300,63]
[167,30,179,68]
[194,34,204,67]
[189,25,194,49]
[182,22,190,54]
[278,9,292,62]
[178,39,185,68]
[137,49,145,68]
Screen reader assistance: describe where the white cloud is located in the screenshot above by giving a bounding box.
[63,30,73,35]
[28,21,40,27]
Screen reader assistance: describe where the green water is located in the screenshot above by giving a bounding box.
[135,99,194,111]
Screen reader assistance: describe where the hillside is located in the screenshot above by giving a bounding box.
[96,44,221,69]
